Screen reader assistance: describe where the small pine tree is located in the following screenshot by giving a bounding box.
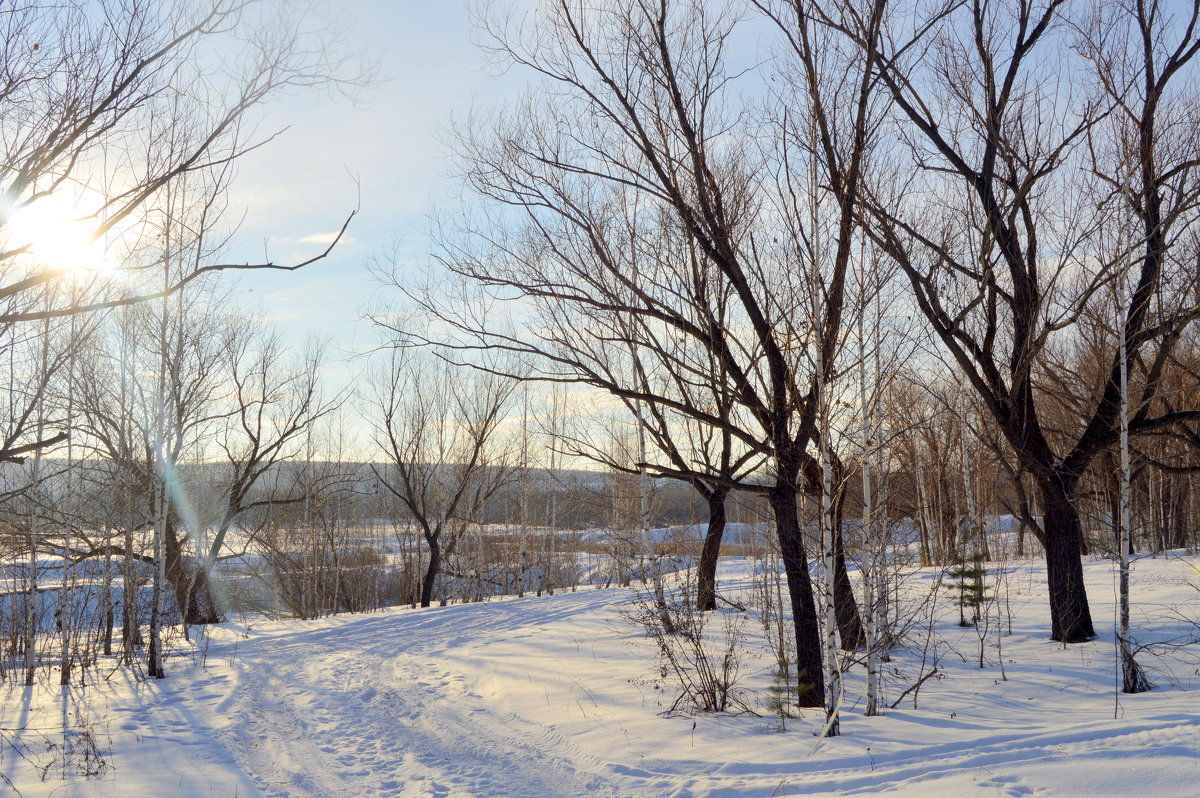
[947,520,989,626]
[765,651,800,728]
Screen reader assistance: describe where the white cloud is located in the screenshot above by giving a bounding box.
[298,232,356,245]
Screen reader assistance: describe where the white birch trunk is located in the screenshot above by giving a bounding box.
[858,309,879,716]
[149,476,168,678]
[818,351,841,737]
[24,443,41,686]
[1117,272,1148,694]
[148,272,171,679]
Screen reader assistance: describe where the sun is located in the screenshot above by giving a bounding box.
[4,191,115,273]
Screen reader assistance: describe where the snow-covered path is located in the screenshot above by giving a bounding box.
[2,556,1199,797]
[223,595,626,798]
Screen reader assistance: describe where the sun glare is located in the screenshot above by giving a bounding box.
[5,193,116,273]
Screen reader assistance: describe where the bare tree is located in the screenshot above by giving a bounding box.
[190,333,341,622]
[542,293,765,613]
[853,0,1200,642]
[252,422,378,620]
[371,349,517,609]
[406,0,888,708]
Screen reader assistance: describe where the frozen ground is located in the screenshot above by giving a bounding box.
[1,554,1198,797]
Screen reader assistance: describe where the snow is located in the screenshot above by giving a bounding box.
[2,554,1198,797]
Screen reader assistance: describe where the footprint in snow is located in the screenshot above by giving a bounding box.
[979,775,1037,796]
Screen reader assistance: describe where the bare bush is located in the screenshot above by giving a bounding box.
[626,587,755,715]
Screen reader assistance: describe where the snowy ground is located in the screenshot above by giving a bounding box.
[2,554,1198,797]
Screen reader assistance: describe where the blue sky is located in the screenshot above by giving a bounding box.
[224,0,508,362]
[218,0,773,408]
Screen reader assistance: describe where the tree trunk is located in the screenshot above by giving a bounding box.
[148,488,167,679]
[1039,476,1096,643]
[831,513,865,650]
[158,518,224,625]
[420,536,441,608]
[1167,479,1188,550]
[769,478,825,708]
[163,520,198,625]
[102,543,114,656]
[914,461,934,566]
[696,485,729,612]
[805,461,864,649]
[121,524,141,663]
[187,564,222,625]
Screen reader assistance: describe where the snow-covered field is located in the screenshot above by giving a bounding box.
[2,554,1198,797]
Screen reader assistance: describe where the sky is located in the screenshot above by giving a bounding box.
[214,0,773,441]
[221,1,769,365]
[223,0,510,368]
